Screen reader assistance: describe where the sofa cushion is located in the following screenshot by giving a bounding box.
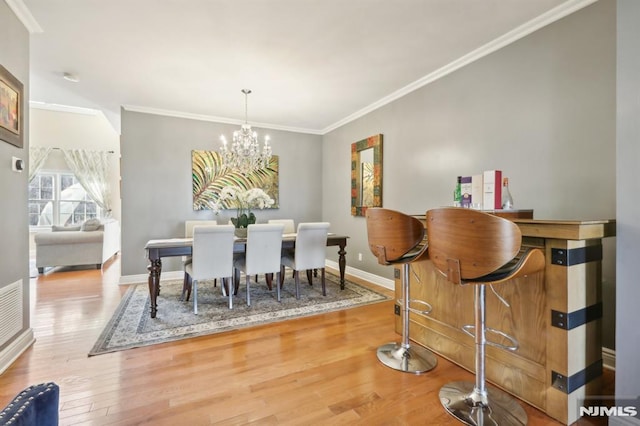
[81,218,102,231]
[52,225,81,232]
[35,230,104,246]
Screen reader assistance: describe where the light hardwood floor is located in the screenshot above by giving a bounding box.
[0,256,612,425]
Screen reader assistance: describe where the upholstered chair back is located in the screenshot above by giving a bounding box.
[244,224,284,275]
[190,225,235,280]
[294,222,330,271]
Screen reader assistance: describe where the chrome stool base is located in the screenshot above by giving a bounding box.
[439,381,527,426]
[377,342,437,374]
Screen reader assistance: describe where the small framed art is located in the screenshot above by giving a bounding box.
[0,64,24,148]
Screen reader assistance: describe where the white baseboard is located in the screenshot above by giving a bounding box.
[325,260,394,290]
[0,328,35,375]
[602,346,615,370]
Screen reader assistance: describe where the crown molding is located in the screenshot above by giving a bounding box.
[30,101,101,116]
[5,0,43,33]
[321,0,598,134]
[122,105,323,135]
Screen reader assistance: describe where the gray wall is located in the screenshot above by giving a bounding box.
[613,0,640,419]
[0,5,30,350]
[120,111,322,276]
[322,0,617,348]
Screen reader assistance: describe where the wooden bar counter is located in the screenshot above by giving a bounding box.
[395,214,615,424]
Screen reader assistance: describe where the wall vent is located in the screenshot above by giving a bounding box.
[0,280,23,347]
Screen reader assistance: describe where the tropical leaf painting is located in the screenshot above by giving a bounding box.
[192,150,279,211]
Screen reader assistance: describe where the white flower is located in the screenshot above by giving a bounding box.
[210,201,222,215]
[218,186,274,212]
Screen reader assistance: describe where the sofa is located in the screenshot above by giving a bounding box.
[35,219,120,273]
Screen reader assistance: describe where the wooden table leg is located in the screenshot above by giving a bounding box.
[147,259,162,318]
[265,273,273,290]
[338,242,347,290]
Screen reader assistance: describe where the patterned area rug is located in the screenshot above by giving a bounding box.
[89,273,389,356]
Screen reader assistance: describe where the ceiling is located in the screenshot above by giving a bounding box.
[17,0,587,134]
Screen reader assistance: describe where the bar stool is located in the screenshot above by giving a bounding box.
[426,207,545,426]
[365,208,437,374]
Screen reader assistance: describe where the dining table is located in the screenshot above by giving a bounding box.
[144,233,349,318]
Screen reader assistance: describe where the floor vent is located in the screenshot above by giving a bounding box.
[0,280,23,347]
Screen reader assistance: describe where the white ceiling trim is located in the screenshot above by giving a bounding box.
[321,0,599,134]
[30,101,101,116]
[5,0,42,33]
[122,105,324,135]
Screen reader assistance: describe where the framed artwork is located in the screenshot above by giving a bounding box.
[351,134,382,216]
[0,64,24,148]
[191,150,279,211]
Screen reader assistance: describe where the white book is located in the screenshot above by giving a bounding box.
[471,174,483,209]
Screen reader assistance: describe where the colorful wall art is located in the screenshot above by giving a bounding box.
[192,150,279,211]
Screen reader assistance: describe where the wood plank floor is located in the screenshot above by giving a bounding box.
[0,256,613,425]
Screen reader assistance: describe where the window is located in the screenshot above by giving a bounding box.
[29,171,100,227]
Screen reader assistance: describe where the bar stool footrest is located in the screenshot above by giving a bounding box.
[396,299,434,316]
[461,324,519,351]
[408,299,433,316]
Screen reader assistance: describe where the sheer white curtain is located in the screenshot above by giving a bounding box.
[28,146,53,182]
[61,149,113,217]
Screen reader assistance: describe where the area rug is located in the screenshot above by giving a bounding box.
[89,273,389,356]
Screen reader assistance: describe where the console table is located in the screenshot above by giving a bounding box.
[396,218,615,424]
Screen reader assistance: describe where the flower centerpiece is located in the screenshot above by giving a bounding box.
[217,186,275,236]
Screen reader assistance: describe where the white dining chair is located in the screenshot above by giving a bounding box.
[234,223,285,306]
[185,220,219,238]
[269,219,296,278]
[268,219,295,234]
[182,220,218,301]
[185,224,235,312]
[280,222,330,299]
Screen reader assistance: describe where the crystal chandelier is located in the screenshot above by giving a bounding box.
[219,89,272,175]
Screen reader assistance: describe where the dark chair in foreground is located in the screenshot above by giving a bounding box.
[365,208,437,374]
[426,207,545,425]
[0,382,59,426]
